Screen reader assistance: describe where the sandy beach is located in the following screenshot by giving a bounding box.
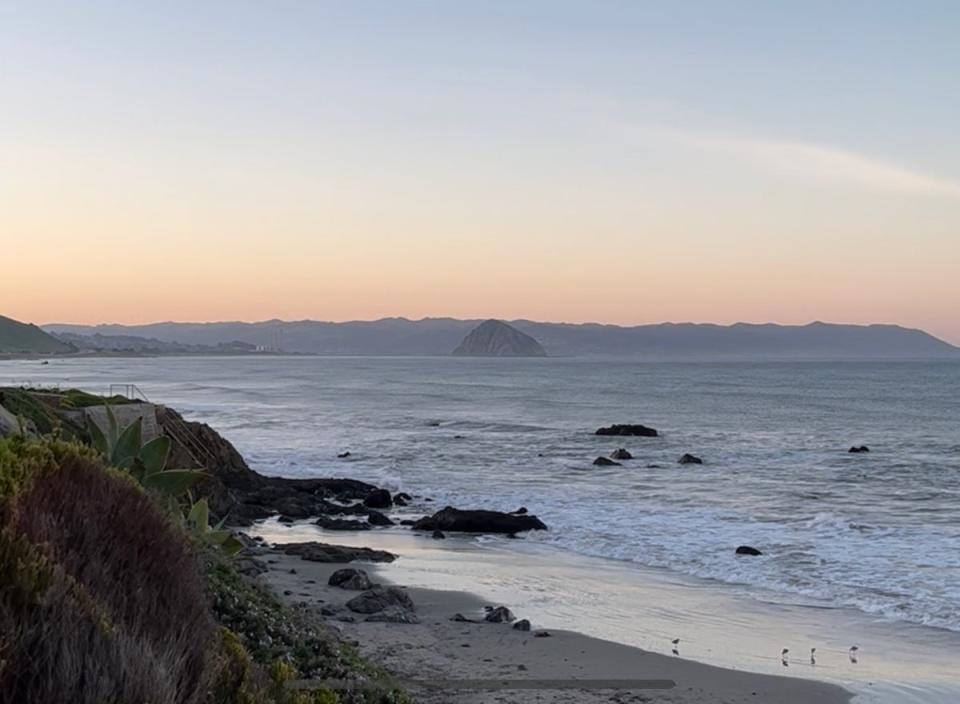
[254,542,852,704]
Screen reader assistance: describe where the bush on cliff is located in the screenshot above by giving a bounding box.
[0,438,214,704]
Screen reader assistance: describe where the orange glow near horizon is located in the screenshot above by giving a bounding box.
[2,4,959,345]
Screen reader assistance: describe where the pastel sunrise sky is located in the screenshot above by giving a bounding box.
[3,1,959,343]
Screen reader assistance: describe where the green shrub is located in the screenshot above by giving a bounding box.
[0,446,215,704]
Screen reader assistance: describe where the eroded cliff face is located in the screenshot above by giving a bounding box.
[452,319,547,357]
[155,406,377,524]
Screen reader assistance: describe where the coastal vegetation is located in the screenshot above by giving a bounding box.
[0,389,410,704]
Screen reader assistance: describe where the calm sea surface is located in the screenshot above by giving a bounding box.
[3,356,959,632]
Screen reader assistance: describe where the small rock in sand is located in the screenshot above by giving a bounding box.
[484,606,515,623]
[451,613,476,622]
[513,619,531,631]
[534,631,552,638]
[329,567,375,591]
[346,586,415,614]
[366,606,420,624]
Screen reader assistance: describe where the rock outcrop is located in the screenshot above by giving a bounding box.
[452,320,547,357]
[595,424,658,437]
[413,506,548,534]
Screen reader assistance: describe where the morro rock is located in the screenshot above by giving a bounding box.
[452,320,547,357]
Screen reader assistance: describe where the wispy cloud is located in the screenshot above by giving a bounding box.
[640,126,960,198]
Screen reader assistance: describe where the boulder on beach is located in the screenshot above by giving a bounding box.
[848,445,870,453]
[364,489,393,509]
[678,453,703,465]
[346,586,415,614]
[735,545,763,556]
[592,456,621,466]
[328,567,375,590]
[413,506,548,534]
[484,605,515,623]
[595,424,658,437]
[280,541,397,563]
[610,448,633,460]
[513,619,531,631]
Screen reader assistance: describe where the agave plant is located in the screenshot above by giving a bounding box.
[87,405,207,497]
[186,498,245,556]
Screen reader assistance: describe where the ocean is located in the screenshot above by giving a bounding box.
[4,356,959,635]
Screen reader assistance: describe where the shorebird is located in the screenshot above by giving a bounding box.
[810,647,817,665]
[780,648,789,666]
[671,638,680,646]
[849,645,859,663]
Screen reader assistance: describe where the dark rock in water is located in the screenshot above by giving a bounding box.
[364,489,393,509]
[848,445,870,453]
[393,492,412,506]
[366,606,420,624]
[736,545,763,556]
[646,464,662,468]
[484,606,515,623]
[399,519,416,526]
[513,619,531,631]
[413,506,548,534]
[346,586,415,614]
[367,511,394,526]
[316,516,371,531]
[431,529,446,539]
[596,424,658,437]
[328,568,375,590]
[337,451,351,458]
[280,541,396,563]
[277,515,296,524]
[593,456,621,466]
[678,453,703,465]
[512,507,528,515]
[452,319,547,357]
[610,448,633,460]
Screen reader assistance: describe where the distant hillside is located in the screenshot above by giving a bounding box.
[453,320,547,357]
[54,332,257,355]
[0,315,73,354]
[44,318,960,360]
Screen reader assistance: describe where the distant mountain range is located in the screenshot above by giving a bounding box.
[42,318,960,360]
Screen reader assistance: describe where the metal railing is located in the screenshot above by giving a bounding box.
[106,383,215,469]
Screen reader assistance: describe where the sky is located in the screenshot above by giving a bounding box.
[2,1,959,343]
